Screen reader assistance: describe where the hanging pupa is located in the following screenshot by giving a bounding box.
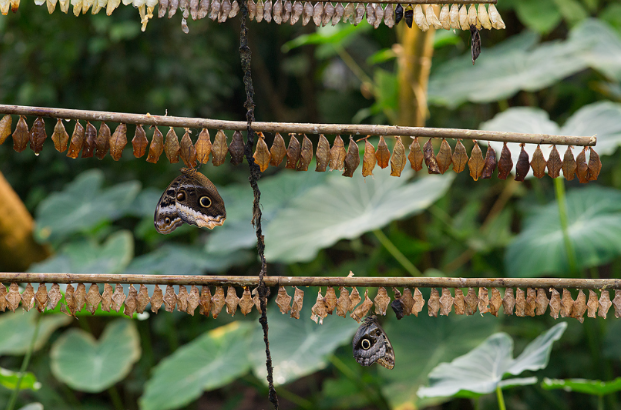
[12,115,29,153]
[497,142,513,179]
[29,117,47,155]
[576,147,590,183]
[66,120,85,159]
[562,146,576,181]
[530,145,547,178]
[253,132,271,172]
[270,133,287,166]
[383,3,394,28]
[282,0,291,22]
[109,123,127,161]
[478,4,491,29]
[470,25,481,64]
[273,0,282,23]
[467,4,477,26]
[158,0,168,16]
[164,127,180,163]
[322,2,333,26]
[197,0,209,17]
[362,138,376,177]
[373,3,383,29]
[329,135,346,171]
[436,138,453,174]
[285,133,301,169]
[263,0,272,23]
[423,139,440,174]
[132,124,148,158]
[311,290,328,324]
[488,4,505,29]
[332,2,343,25]
[365,2,376,27]
[302,1,312,25]
[95,123,111,160]
[315,134,330,172]
[168,0,179,16]
[229,130,245,165]
[211,129,228,166]
[313,1,323,26]
[51,119,70,152]
[414,5,428,31]
[81,121,97,158]
[290,0,302,24]
[297,134,313,171]
[514,144,530,181]
[547,145,562,178]
[452,139,468,173]
[219,0,231,21]
[481,145,497,179]
[180,129,198,168]
[353,2,365,26]
[0,115,11,145]
[342,2,354,23]
[449,4,459,29]
[229,0,238,16]
[588,148,602,181]
[248,0,255,19]
[343,136,360,177]
[468,141,485,181]
[408,137,424,171]
[376,136,390,168]
[390,136,406,177]
[210,0,220,19]
[394,3,403,25]
[425,5,442,29]
[459,5,469,30]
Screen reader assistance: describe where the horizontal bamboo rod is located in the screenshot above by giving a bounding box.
[0,104,596,146]
[312,0,497,3]
[2,273,620,290]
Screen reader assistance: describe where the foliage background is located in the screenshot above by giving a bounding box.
[2,0,621,408]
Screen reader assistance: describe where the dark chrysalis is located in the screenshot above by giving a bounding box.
[470,25,481,65]
[497,142,513,180]
[404,4,413,28]
[82,121,97,158]
[343,136,360,177]
[66,120,85,159]
[514,144,530,182]
[352,316,395,370]
[423,139,440,174]
[95,123,111,160]
[229,130,245,165]
[547,145,562,179]
[394,3,403,25]
[29,117,47,155]
[481,145,497,179]
[285,134,301,169]
[390,299,405,320]
[562,146,576,181]
[12,115,29,153]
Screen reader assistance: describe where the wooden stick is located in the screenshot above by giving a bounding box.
[0,104,596,146]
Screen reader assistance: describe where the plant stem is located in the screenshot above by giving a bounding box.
[496,386,506,410]
[373,229,421,276]
[6,313,42,410]
[328,356,390,410]
[598,395,603,410]
[108,386,124,410]
[554,178,578,276]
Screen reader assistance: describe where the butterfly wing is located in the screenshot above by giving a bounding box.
[154,176,185,234]
[352,316,395,369]
[175,168,226,229]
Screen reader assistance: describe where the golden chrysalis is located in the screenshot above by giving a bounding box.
[253,132,271,172]
[66,120,85,159]
[468,141,485,181]
[212,129,228,166]
[390,136,406,177]
[195,128,212,164]
[109,123,127,161]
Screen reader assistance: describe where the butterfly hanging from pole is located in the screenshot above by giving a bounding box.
[352,315,395,370]
[154,168,226,234]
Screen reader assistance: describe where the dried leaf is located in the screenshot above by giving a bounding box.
[408,137,424,172]
[81,121,97,158]
[468,141,485,181]
[177,286,189,313]
[51,119,70,153]
[240,287,254,316]
[362,138,376,177]
[547,145,562,179]
[187,285,200,315]
[423,139,440,174]
[436,139,453,174]
[75,283,86,313]
[390,136,406,177]
[525,288,536,317]
[12,115,29,153]
[489,288,502,316]
[211,286,226,318]
[350,289,373,323]
[21,283,35,312]
[374,287,390,315]
[311,290,328,324]
[497,142,513,180]
[270,133,287,166]
[63,284,76,316]
[212,130,228,166]
[35,283,49,313]
[179,129,198,168]
[95,123,111,160]
[481,145,497,179]
[350,287,362,308]
[324,287,337,314]
[66,120,85,159]
[588,148,602,181]
[111,284,126,313]
[48,283,62,310]
[342,136,360,177]
[276,286,292,314]
[0,115,11,145]
[229,130,245,165]
[440,288,453,316]
[124,285,138,317]
[253,132,270,172]
[503,288,515,315]
[587,290,598,318]
[290,287,304,319]
[329,135,347,171]
[428,288,440,317]
[515,144,530,181]
[562,146,577,181]
[613,290,621,318]
[315,134,330,172]
[199,286,212,316]
[29,117,47,155]
[530,145,547,179]
[465,287,478,316]
[515,288,526,317]
[225,286,239,316]
[150,284,163,314]
[599,290,612,319]
[549,289,561,319]
[452,140,468,173]
[132,124,148,158]
[297,134,313,171]
[336,287,351,317]
[285,134,301,169]
[536,289,549,315]
[195,128,212,164]
[572,290,587,323]
[376,136,391,169]
[109,123,127,161]
[454,288,465,315]
[163,285,177,313]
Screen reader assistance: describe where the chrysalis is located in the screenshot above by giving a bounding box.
[394,3,403,25]
[576,147,590,183]
[225,286,239,316]
[428,288,440,317]
[530,145,547,179]
[514,144,530,181]
[439,4,449,29]
[285,133,301,169]
[390,136,406,177]
[290,287,304,319]
[468,4,477,26]
[374,287,390,315]
[263,0,271,23]
[276,286,292,314]
[29,117,47,155]
[158,0,168,16]
[374,4,383,29]
[219,0,231,21]
[423,139,440,174]
[229,0,238,16]
[343,136,360,177]
[315,134,330,172]
[489,288,502,316]
[470,25,481,64]
[350,289,373,322]
[375,136,390,169]
[488,4,505,29]
[439,288,453,316]
[412,288,424,316]
[362,138,376,177]
[95,123,111,160]
[273,0,281,23]
[290,0,302,24]
[459,5,469,30]
[248,0,255,19]
[210,0,220,20]
[342,2,354,24]
[322,2,334,26]
[365,2,375,27]
[190,0,198,19]
[132,124,148,158]
[547,145,562,179]
[414,5,428,31]
[297,134,313,171]
[408,137,424,171]
[332,2,343,25]
[325,287,337,314]
[66,120,85,159]
[562,146,576,181]
[239,288,254,316]
[481,145,497,179]
[270,132,287,166]
[12,115,29,153]
[311,290,328,324]
[497,142,513,179]
[81,121,97,158]
[253,132,271,172]
[436,138,453,174]
[329,135,346,171]
[124,285,138,317]
[146,127,164,163]
[452,139,468,173]
[536,289,549,315]
[478,4,491,29]
[164,127,180,163]
[168,0,179,16]
[212,129,228,166]
[282,0,290,22]
[588,147,602,181]
[454,289,465,315]
[353,2,364,25]
[0,115,12,145]
[465,288,477,315]
[229,130,244,166]
[336,287,352,318]
[425,4,441,29]
[313,1,323,26]
[211,286,225,318]
[180,129,198,167]
[302,1,312,25]
[197,0,208,17]
[383,3,394,28]
[449,4,459,29]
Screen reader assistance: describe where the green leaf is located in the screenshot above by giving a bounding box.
[568,19,621,82]
[249,292,359,385]
[50,320,141,393]
[0,311,71,355]
[514,0,562,34]
[282,24,370,53]
[542,377,621,395]
[0,368,41,391]
[506,187,621,277]
[140,322,253,410]
[17,404,44,410]
[379,313,499,408]
[35,170,140,242]
[265,168,454,263]
[417,323,566,399]
[551,0,587,26]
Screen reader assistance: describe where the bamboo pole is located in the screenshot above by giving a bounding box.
[0,104,596,146]
[2,273,621,289]
[313,0,497,3]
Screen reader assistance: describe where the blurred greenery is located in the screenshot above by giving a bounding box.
[1,0,621,409]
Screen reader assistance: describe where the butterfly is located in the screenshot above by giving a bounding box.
[352,315,395,369]
[154,168,226,234]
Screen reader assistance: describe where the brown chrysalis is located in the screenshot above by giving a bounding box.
[12,115,29,153]
[436,138,453,174]
[95,123,111,160]
[164,128,181,164]
[514,144,530,181]
[195,128,212,164]
[297,134,313,171]
[470,25,481,65]
[253,132,271,172]
[497,142,513,180]
[547,145,562,179]
[329,135,346,171]
[375,136,391,169]
[229,130,245,165]
[468,141,485,181]
[270,132,286,166]
[109,123,127,161]
[51,119,70,153]
[408,137,424,172]
[285,133,301,169]
[576,147,590,183]
[562,146,576,181]
[452,139,468,173]
[481,145,497,179]
[132,124,148,158]
[390,136,406,177]
[374,287,391,315]
[343,136,360,177]
[82,121,97,158]
[67,120,85,159]
[530,145,546,179]
[0,115,11,145]
[423,139,441,174]
[588,147,601,181]
[180,129,198,168]
[29,117,47,155]
[315,134,330,172]
[146,127,164,164]
[362,137,376,177]
[212,129,228,166]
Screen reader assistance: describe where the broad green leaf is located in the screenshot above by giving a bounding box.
[379,312,499,408]
[29,230,134,275]
[551,0,587,26]
[568,19,621,81]
[18,404,43,410]
[542,377,621,395]
[282,23,370,53]
[249,292,359,385]
[417,323,566,399]
[50,320,141,393]
[140,322,253,410]
[265,168,454,263]
[35,170,140,242]
[0,311,71,355]
[514,0,562,34]
[506,187,621,277]
[0,368,41,391]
